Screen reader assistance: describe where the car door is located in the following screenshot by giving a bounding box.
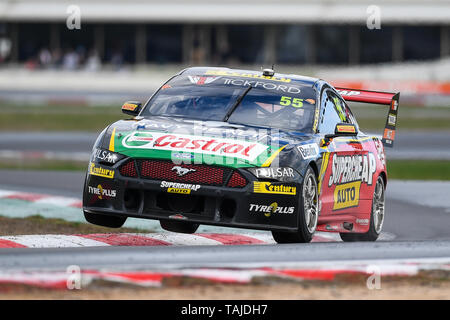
[317,88,365,218]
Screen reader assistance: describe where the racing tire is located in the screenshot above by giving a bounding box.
[83,211,127,228]
[340,175,385,242]
[272,166,319,243]
[160,220,199,234]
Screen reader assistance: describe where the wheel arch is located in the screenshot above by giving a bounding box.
[308,160,319,178]
[378,170,387,188]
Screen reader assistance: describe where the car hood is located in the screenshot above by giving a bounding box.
[103,116,315,169]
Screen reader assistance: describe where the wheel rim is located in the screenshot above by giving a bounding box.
[372,178,385,234]
[303,171,319,233]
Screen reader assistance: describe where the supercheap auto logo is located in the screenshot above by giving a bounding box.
[333,181,361,210]
[122,131,269,162]
[253,182,296,195]
[160,181,201,195]
[328,153,376,210]
[89,163,115,179]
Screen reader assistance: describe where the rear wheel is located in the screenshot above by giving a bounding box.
[272,166,319,243]
[84,211,127,228]
[160,220,199,234]
[340,175,385,242]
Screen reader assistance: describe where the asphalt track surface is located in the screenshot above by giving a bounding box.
[0,130,449,270]
[0,240,449,271]
[0,169,449,270]
[1,169,450,241]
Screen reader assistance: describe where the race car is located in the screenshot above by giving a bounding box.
[83,67,400,243]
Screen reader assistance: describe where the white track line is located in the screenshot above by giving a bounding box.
[34,197,81,207]
[134,233,224,246]
[0,190,17,198]
[0,235,108,248]
[239,233,276,243]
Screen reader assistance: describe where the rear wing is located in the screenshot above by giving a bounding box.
[336,88,400,148]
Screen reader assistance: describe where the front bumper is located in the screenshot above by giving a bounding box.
[83,159,302,232]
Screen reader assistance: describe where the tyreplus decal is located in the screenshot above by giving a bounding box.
[88,184,117,200]
[121,131,269,162]
[249,203,295,217]
[328,153,376,210]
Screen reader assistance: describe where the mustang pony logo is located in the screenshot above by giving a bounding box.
[172,166,196,177]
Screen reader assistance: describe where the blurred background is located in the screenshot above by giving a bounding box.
[0,0,449,192]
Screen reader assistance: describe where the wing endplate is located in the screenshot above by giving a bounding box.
[336,88,400,148]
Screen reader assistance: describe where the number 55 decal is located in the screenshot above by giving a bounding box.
[280,96,303,108]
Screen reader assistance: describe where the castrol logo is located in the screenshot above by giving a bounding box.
[122,131,269,162]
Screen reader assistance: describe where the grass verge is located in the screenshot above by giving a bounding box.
[0,105,123,132]
[0,215,147,235]
[387,160,450,180]
[0,159,87,171]
[1,104,450,131]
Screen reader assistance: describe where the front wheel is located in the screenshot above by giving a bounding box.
[272,166,319,243]
[340,175,385,242]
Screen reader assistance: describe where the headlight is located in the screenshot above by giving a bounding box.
[91,148,125,166]
[247,167,300,182]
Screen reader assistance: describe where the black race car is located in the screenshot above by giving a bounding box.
[83,67,399,243]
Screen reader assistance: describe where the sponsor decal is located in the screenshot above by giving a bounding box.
[168,188,191,194]
[188,75,220,85]
[325,224,339,231]
[223,78,301,94]
[172,152,194,161]
[88,184,116,200]
[388,114,397,126]
[169,214,188,220]
[328,153,376,187]
[205,70,292,83]
[253,182,296,195]
[391,100,398,111]
[92,148,119,164]
[89,163,115,179]
[122,131,268,162]
[172,166,196,177]
[298,143,319,159]
[337,90,361,97]
[253,167,295,179]
[160,181,201,194]
[328,153,376,210]
[336,124,356,134]
[122,103,139,111]
[383,128,396,141]
[356,218,369,226]
[333,181,361,210]
[374,138,386,167]
[249,202,295,217]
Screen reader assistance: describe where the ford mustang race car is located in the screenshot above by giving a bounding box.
[83,67,400,243]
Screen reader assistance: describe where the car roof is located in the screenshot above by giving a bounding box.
[180,66,320,88]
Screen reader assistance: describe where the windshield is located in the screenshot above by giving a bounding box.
[141,73,317,131]
[227,89,316,131]
[141,78,245,121]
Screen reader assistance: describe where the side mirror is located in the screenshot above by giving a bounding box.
[334,123,358,136]
[121,101,142,116]
[324,123,358,141]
